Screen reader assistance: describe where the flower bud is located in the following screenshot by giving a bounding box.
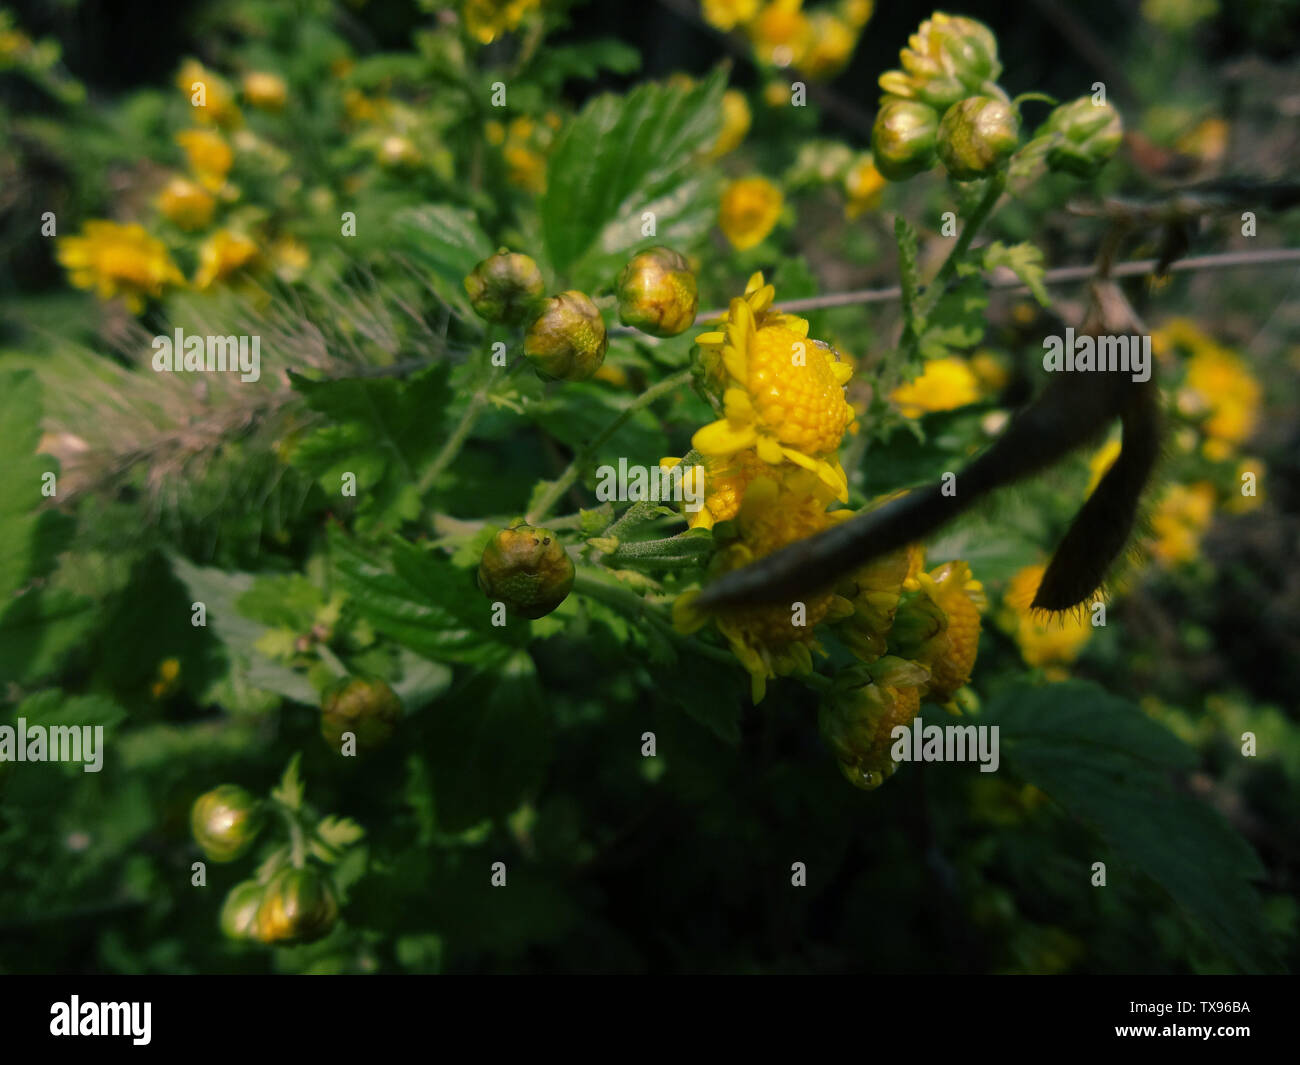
[191,784,264,863]
[818,656,930,790]
[254,867,339,945]
[880,12,1002,111]
[871,98,940,181]
[523,290,607,381]
[937,95,1019,180]
[616,247,698,338]
[320,676,402,752]
[1040,97,1123,178]
[477,524,575,619]
[219,879,265,940]
[464,248,546,325]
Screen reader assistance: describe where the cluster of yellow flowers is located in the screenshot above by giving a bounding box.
[667,274,985,721]
[485,112,562,194]
[702,0,873,80]
[57,59,310,312]
[462,0,543,45]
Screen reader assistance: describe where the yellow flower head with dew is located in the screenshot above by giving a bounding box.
[692,286,855,500]
[156,175,216,231]
[462,0,541,45]
[709,89,753,159]
[890,356,981,418]
[843,154,886,218]
[195,229,260,289]
[242,71,288,111]
[175,59,240,128]
[1148,481,1215,566]
[718,175,783,250]
[176,128,234,192]
[57,220,185,313]
[1001,563,1093,672]
[702,0,761,31]
[910,560,985,702]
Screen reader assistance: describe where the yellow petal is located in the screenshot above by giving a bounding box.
[693,419,758,456]
[756,434,785,464]
[722,387,755,423]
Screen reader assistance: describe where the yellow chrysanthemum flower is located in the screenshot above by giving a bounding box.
[271,236,310,283]
[801,11,858,79]
[156,175,216,231]
[913,561,985,701]
[702,0,761,31]
[175,59,240,127]
[176,128,234,192]
[718,175,783,250]
[660,450,766,530]
[194,229,259,289]
[57,220,185,313]
[748,0,813,67]
[675,469,854,702]
[1148,481,1215,566]
[890,356,981,417]
[1001,563,1094,673]
[708,89,753,159]
[843,154,885,218]
[242,71,288,111]
[462,0,541,44]
[692,288,855,500]
[1181,345,1260,457]
[840,0,874,29]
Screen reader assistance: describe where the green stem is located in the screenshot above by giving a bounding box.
[916,173,1006,320]
[315,643,348,678]
[526,368,693,524]
[419,359,525,504]
[274,801,308,870]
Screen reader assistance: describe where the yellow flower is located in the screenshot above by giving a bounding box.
[194,229,260,289]
[676,468,853,702]
[57,220,185,313]
[840,0,874,28]
[1002,564,1094,671]
[176,128,234,192]
[378,135,419,167]
[1148,481,1215,566]
[749,0,813,67]
[271,236,310,282]
[718,175,783,250]
[890,356,980,417]
[708,89,752,159]
[462,0,541,44]
[702,0,760,31]
[834,544,918,663]
[843,154,885,218]
[692,282,854,500]
[242,71,288,111]
[660,450,766,531]
[156,176,216,231]
[801,12,858,79]
[969,349,1009,393]
[175,59,240,127]
[1182,345,1260,456]
[912,561,985,701]
[343,88,392,124]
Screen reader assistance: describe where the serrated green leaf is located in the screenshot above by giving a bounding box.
[984,681,1280,973]
[385,204,493,320]
[0,587,96,685]
[984,240,1050,306]
[315,814,365,851]
[272,753,305,810]
[540,69,726,286]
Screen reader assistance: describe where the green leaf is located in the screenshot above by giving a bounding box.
[0,587,96,685]
[984,240,1050,306]
[917,268,988,360]
[984,681,1280,973]
[540,69,726,286]
[272,753,305,811]
[385,205,493,320]
[330,527,518,667]
[0,370,73,600]
[289,365,451,533]
[237,574,325,630]
[655,647,745,744]
[425,651,552,832]
[529,39,641,88]
[315,814,365,851]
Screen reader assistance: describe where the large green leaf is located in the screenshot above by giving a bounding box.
[984,681,1280,973]
[289,364,451,532]
[329,527,519,667]
[540,69,726,287]
[385,204,493,320]
[0,587,96,686]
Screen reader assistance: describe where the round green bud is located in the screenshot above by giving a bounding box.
[523,290,608,381]
[937,95,1020,181]
[881,12,1001,111]
[477,524,575,620]
[254,867,339,945]
[616,247,698,338]
[871,98,940,181]
[1041,97,1123,178]
[464,248,546,325]
[191,784,264,863]
[320,675,402,752]
[219,879,266,940]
